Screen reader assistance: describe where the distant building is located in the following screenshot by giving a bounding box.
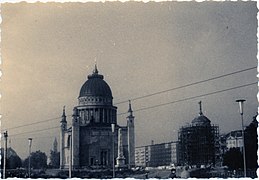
[218,134,227,166]
[135,141,178,167]
[135,146,150,167]
[225,130,243,151]
[178,101,220,167]
[60,65,135,169]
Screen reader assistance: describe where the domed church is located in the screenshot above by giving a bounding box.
[60,65,135,169]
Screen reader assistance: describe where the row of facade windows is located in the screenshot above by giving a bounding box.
[226,139,243,146]
[79,108,116,124]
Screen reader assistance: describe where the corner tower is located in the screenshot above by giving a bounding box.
[60,106,67,169]
[127,100,135,168]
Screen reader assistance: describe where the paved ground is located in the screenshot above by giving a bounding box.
[131,169,172,179]
[45,168,184,178]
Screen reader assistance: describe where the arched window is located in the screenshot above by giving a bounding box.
[67,135,71,148]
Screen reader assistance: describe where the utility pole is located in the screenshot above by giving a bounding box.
[3,131,8,179]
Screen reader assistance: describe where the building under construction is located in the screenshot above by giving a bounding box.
[178,101,220,167]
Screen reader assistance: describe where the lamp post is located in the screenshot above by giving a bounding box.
[3,131,8,179]
[68,129,72,178]
[236,99,246,177]
[111,123,115,178]
[28,138,32,178]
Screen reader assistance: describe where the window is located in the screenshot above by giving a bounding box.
[67,135,71,147]
[90,157,95,166]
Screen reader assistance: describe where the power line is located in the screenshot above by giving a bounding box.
[114,66,257,105]
[6,123,72,138]
[3,82,257,137]
[1,117,61,132]
[8,126,60,137]
[5,82,256,138]
[7,135,58,140]
[2,66,256,133]
[117,81,257,116]
[10,126,57,137]
[1,114,73,133]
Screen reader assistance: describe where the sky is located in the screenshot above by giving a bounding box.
[1,1,258,159]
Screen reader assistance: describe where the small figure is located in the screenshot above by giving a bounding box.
[145,172,149,179]
[170,168,177,178]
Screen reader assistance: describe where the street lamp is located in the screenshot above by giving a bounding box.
[68,130,72,178]
[28,138,33,178]
[111,123,115,178]
[236,99,246,177]
[3,131,8,179]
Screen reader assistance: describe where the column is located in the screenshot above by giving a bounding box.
[110,109,112,124]
[116,128,126,168]
[96,108,100,123]
[103,108,105,123]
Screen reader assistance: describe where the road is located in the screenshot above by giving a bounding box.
[131,169,172,179]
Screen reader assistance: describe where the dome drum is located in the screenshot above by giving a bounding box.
[77,106,117,126]
[78,96,112,106]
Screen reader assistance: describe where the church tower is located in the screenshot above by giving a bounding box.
[53,137,58,153]
[127,100,135,168]
[60,106,67,169]
[72,107,80,168]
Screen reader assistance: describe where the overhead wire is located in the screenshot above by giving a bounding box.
[114,66,257,105]
[1,117,61,132]
[1,115,72,133]
[3,123,72,138]
[2,66,255,133]
[5,81,257,138]
[117,82,257,115]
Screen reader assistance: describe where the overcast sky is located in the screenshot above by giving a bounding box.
[1,1,258,159]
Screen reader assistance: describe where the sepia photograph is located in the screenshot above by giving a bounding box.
[1,1,258,178]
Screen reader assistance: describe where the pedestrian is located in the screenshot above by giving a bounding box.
[180,166,190,178]
[170,168,177,178]
[145,172,149,179]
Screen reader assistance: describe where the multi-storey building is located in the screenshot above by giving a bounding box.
[135,146,150,167]
[225,130,243,151]
[135,141,178,167]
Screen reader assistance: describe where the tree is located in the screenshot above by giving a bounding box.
[223,148,243,170]
[244,114,258,170]
[23,150,47,169]
[49,150,60,168]
[1,147,22,169]
[7,155,22,169]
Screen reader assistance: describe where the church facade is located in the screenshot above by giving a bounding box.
[60,65,135,169]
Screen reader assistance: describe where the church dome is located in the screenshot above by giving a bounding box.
[192,114,211,126]
[79,65,113,98]
[191,101,211,126]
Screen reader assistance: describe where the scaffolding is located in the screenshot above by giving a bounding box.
[178,124,220,167]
